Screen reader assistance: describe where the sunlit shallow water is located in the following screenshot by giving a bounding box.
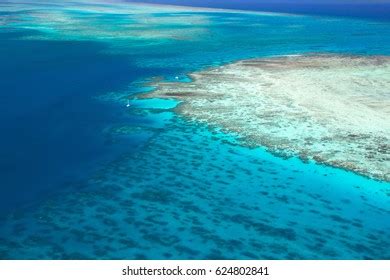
[0,0,389,259]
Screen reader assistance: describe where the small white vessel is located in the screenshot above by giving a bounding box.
[126,100,130,107]
[175,76,179,80]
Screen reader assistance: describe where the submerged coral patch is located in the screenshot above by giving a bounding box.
[146,54,390,181]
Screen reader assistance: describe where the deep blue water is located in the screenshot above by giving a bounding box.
[128,0,390,21]
[0,30,149,211]
[0,1,389,259]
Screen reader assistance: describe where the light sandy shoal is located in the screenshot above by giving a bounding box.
[142,54,390,181]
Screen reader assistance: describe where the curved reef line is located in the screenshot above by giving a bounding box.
[141,54,390,182]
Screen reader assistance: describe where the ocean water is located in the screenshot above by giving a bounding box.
[129,0,390,21]
[0,0,389,259]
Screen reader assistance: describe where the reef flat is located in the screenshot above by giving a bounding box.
[145,55,390,181]
[2,0,390,260]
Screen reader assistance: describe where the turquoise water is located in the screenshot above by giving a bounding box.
[0,0,389,259]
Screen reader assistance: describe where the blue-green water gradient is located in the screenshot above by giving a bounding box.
[0,0,389,259]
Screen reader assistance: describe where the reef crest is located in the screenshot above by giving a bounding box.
[144,54,390,181]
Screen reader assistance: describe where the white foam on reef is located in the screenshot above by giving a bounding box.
[145,54,390,181]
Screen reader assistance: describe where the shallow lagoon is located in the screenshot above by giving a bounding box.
[0,0,389,259]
